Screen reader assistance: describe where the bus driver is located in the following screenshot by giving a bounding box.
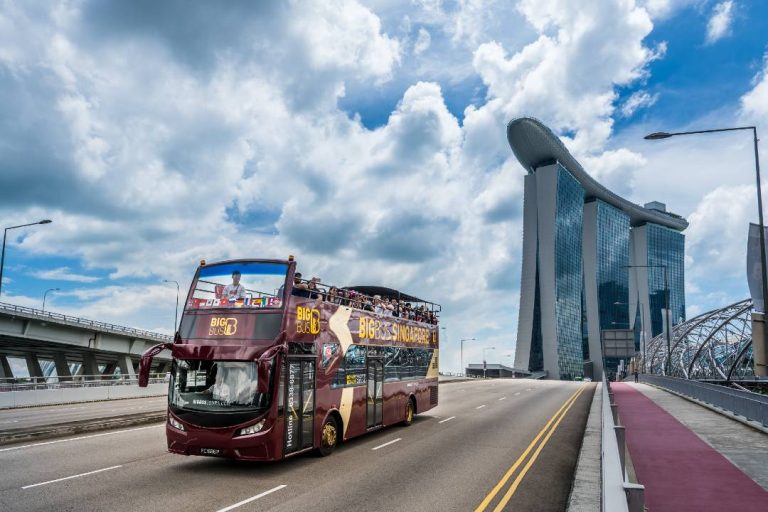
[222,270,246,301]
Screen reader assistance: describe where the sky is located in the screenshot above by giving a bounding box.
[1,0,767,373]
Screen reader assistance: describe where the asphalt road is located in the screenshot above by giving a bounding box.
[0,379,594,512]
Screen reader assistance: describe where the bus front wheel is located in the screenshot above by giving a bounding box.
[319,416,339,457]
[402,398,415,426]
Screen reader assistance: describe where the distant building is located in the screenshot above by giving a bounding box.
[508,118,687,380]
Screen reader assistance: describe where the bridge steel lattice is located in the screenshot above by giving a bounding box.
[645,299,755,380]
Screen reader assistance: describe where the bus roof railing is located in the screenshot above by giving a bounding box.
[294,278,441,322]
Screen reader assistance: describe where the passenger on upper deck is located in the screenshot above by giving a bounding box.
[290,272,312,299]
[222,271,246,301]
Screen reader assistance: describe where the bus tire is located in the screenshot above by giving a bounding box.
[318,415,339,457]
[402,397,415,426]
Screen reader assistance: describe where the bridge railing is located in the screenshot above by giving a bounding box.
[0,301,172,342]
[640,374,768,426]
[0,373,168,392]
[602,377,645,512]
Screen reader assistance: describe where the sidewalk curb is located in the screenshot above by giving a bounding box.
[0,411,166,446]
[566,383,601,512]
[644,382,768,435]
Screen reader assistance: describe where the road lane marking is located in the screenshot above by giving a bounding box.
[0,424,164,453]
[372,438,401,451]
[215,485,287,512]
[438,416,456,424]
[22,465,122,489]
[498,397,507,401]
[474,386,586,512]
[476,404,486,409]
[492,387,585,511]
[514,392,521,396]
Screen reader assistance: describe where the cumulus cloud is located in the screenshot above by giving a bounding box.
[32,267,101,283]
[741,54,768,119]
[413,27,431,55]
[620,90,660,118]
[706,1,735,45]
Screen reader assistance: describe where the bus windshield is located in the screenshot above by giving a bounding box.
[187,261,288,310]
[169,360,271,413]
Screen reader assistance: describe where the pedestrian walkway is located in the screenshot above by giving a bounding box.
[612,382,768,511]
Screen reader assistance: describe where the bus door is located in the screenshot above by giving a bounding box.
[366,357,384,428]
[283,356,315,455]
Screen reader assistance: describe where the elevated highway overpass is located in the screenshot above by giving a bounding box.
[0,302,172,383]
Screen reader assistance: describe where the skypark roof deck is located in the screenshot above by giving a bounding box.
[507,117,688,231]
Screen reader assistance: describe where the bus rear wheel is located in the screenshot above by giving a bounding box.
[402,398,415,426]
[318,416,339,457]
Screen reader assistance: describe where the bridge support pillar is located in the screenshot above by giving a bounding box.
[101,362,116,379]
[53,353,72,381]
[81,352,100,379]
[25,354,44,382]
[157,361,171,375]
[0,354,14,380]
[118,355,136,378]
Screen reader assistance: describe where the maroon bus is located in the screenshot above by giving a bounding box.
[139,257,440,460]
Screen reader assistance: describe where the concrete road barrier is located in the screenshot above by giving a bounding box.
[0,383,168,409]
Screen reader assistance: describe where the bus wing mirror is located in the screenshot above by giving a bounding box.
[256,358,272,394]
[138,343,173,387]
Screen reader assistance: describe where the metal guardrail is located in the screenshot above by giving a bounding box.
[602,378,645,512]
[640,374,768,426]
[0,301,172,342]
[0,373,168,392]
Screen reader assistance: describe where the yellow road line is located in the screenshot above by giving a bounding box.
[491,386,586,511]
[474,386,585,512]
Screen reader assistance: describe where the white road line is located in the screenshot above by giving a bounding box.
[22,465,122,489]
[0,424,164,453]
[514,392,521,396]
[498,396,507,401]
[372,438,402,451]
[476,404,486,409]
[215,485,287,512]
[438,416,456,424]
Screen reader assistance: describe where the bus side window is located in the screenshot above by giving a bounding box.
[332,345,366,388]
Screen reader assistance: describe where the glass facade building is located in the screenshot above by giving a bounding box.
[553,166,584,379]
[645,224,686,336]
[595,201,630,331]
[509,117,688,380]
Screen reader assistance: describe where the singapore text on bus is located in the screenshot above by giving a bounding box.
[139,256,440,460]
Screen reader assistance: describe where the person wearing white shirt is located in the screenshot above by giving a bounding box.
[222,270,246,301]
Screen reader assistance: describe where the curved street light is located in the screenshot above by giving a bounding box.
[645,125,766,376]
[42,287,60,313]
[0,219,52,298]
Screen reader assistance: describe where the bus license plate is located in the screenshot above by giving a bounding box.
[200,448,222,456]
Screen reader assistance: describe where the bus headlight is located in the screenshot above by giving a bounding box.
[168,415,185,431]
[237,420,265,436]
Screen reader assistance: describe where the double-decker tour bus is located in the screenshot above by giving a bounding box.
[139,257,440,460]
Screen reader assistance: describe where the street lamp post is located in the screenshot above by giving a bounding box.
[460,337,476,376]
[0,219,52,298]
[625,264,671,375]
[163,280,180,333]
[483,346,496,378]
[646,126,766,376]
[42,288,60,312]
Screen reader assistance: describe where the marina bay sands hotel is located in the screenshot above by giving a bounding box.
[509,118,688,380]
